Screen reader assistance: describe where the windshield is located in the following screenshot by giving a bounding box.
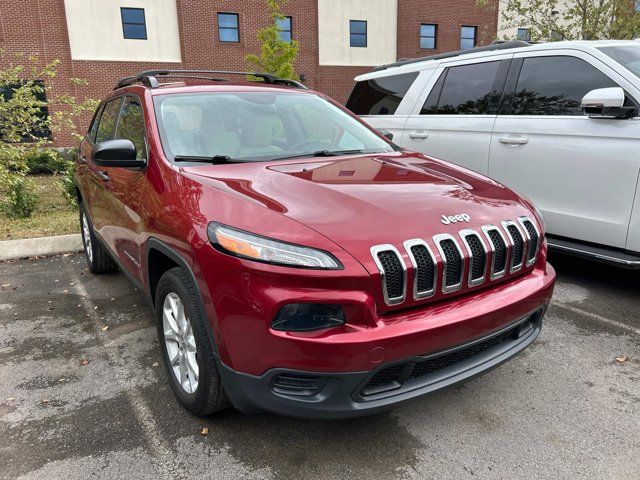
[153,91,394,162]
[598,45,640,79]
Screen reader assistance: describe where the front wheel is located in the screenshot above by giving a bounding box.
[79,205,117,274]
[155,267,228,415]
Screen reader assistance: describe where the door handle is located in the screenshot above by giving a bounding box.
[96,170,109,182]
[409,131,429,140]
[499,136,529,145]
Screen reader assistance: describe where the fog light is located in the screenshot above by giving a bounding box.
[271,303,345,332]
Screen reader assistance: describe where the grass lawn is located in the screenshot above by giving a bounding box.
[0,174,79,240]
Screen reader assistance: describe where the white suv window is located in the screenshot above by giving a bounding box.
[421,61,503,115]
[510,56,617,116]
[346,72,419,115]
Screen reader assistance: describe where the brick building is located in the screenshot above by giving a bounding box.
[0,0,498,145]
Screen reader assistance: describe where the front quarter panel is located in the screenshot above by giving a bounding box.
[626,167,640,253]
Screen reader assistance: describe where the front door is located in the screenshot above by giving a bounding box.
[489,51,640,248]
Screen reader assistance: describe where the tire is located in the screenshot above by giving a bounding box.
[155,267,229,415]
[79,204,117,274]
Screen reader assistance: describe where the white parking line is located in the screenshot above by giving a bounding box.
[550,301,640,336]
[64,263,179,480]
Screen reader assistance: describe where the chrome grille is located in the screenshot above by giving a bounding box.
[434,234,463,293]
[370,245,406,305]
[371,218,541,306]
[519,217,541,266]
[502,221,524,272]
[404,240,437,299]
[460,230,487,286]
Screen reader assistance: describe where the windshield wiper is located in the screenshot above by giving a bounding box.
[173,155,238,164]
[311,149,365,157]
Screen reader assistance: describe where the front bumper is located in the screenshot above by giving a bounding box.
[218,307,545,419]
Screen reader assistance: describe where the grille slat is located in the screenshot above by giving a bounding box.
[521,218,540,263]
[372,246,406,304]
[485,228,507,276]
[461,232,486,284]
[410,244,435,295]
[506,223,524,270]
[438,238,462,290]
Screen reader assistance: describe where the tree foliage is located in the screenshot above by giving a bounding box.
[0,50,96,217]
[484,0,640,41]
[245,0,300,80]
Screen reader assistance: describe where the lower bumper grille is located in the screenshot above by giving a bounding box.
[360,309,542,397]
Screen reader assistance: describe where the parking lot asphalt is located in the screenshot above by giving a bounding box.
[0,252,638,480]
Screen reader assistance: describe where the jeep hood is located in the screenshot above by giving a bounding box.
[182,152,535,257]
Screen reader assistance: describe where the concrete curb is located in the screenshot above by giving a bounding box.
[0,233,83,261]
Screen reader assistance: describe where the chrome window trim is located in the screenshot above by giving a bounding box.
[518,216,540,267]
[403,239,437,300]
[502,220,525,273]
[481,224,508,280]
[370,244,407,306]
[459,229,488,287]
[433,233,464,294]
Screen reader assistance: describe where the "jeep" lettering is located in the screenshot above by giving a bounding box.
[441,214,471,225]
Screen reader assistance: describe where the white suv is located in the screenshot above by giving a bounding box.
[347,40,640,267]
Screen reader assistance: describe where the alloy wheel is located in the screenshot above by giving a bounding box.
[162,292,199,394]
[81,212,93,263]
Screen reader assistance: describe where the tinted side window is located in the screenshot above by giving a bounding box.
[421,61,501,115]
[95,98,123,144]
[346,72,419,115]
[87,105,103,142]
[511,56,617,116]
[116,97,147,159]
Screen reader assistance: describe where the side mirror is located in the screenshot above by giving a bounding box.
[582,87,636,119]
[92,140,145,168]
[378,129,394,141]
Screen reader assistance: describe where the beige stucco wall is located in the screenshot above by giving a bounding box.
[64,0,181,62]
[318,0,398,66]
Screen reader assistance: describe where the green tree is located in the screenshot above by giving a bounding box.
[0,50,97,217]
[245,0,300,80]
[485,0,640,41]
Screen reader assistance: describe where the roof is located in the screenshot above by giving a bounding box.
[356,39,640,81]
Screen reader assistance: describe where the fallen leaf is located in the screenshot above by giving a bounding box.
[101,325,109,331]
[1,284,10,287]
[77,304,81,308]
[94,306,98,310]
[152,362,159,367]
[58,378,65,382]
[63,289,68,293]
[201,427,209,435]
[79,359,90,366]
[69,282,75,286]
[615,355,628,364]
[41,399,49,404]
[7,397,15,401]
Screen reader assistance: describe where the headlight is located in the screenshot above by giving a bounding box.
[208,223,342,269]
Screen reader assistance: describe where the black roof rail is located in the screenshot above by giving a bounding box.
[371,40,532,72]
[114,70,308,90]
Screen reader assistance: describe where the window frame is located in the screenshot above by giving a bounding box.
[277,15,293,43]
[218,12,240,43]
[460,25,477,50]
[120,7,147,40]
[420,23,437,50]
[516,28,531,41]
[115,94,149,162]
[349,20,367,48]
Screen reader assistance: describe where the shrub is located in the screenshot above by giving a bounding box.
[59,159,78,209]
[25,148,67,174]
[1,172,37,218]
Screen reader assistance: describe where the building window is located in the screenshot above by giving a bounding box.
[517,28,531,41]
[636,1,640,12]
[277,16,292,42]
[420,24,437,49]
[218,13,239,42]
[350,20,367,47]
[460,26,477,50]
[121,8,147,40]
[0,80,51,140]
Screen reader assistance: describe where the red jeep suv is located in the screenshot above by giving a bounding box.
[74,70,555,419]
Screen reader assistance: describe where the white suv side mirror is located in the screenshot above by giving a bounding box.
[582,87,635,119]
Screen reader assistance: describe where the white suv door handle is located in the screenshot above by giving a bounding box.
[409,131,429,140]
[499,135,529,145]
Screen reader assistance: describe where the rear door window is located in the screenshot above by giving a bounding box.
[115,97,147,159]
[346,72,419,115]
[95,97,123,144]
[510,56,617,116]
[420,61,503,115]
